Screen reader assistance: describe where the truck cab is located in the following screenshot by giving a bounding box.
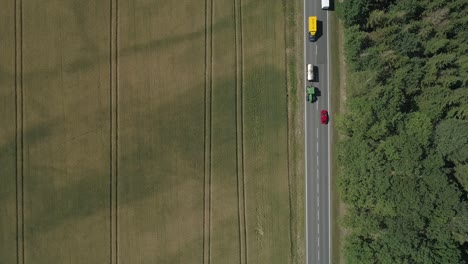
[321,0,330,10]
[308,16,317,41]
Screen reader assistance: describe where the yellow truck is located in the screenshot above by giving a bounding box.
[308,16,317,41]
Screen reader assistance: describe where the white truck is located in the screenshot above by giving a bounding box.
[307,64,314,82]
[321,0,330,9]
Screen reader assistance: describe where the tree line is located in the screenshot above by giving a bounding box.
[336,0,467,262]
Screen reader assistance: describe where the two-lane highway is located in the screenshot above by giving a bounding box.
[304,0,331,263]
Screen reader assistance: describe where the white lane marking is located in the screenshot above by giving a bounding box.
[318,234,320,262]
[327,10,332,264]
[303,0,308,263]
[315,45,318,55]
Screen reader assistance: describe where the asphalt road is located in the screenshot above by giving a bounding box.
[304,0,331,263]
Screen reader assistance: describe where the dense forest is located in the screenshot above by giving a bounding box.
[336,0,468,263]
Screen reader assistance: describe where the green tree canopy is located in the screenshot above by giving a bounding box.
[337,0,468,262]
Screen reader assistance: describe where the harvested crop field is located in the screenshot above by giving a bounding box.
[0,0,303,263]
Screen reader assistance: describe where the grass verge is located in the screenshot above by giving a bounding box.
[329,10,347,264]
[284,0,305,263]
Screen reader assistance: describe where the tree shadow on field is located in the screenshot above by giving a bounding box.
[23,86,207,234]
[0,61,289,236]
[0,66,14,86]
[0,118,58,201]
[12,0,258,89]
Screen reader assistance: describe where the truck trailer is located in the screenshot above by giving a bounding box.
[307,64,314,82]
[321,0,330,9]
[308,16,317,42]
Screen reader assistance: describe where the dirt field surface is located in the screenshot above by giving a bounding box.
[0,0,303,263]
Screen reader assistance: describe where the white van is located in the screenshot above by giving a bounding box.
[307,64,314,82]
[321,0,330,9]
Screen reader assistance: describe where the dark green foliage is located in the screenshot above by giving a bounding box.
[338,0,468,262]
[391,58,425,96]
[337,0,371,28]
[436,119,468,164]
[391,0,424,20]
[424,38,450,56]
[454,164,468,192]
[344,25,371,71]
[393,31,424,57]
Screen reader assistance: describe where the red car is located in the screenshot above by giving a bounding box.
[321,110,329,124]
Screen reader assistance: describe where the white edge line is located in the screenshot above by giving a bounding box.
[327,10,332,264]
[304,0,308,263]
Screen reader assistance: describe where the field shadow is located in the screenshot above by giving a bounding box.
[0,62,286,231]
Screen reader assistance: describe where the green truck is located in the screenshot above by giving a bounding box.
[306,86,316,103]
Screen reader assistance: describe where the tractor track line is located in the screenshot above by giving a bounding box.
[208,0,214,263]
[238,0,248,264]
[14,0,24,263]
[234,0,240,261]
[234,0,245,262]
[20,1,25,261]
[108,0,112,258]
[240,0,248,262]
[109,0,119,263]
[115,0,119,262]
[209,0,213,262]
[234,0,247,262]
[203,0,213,263]
[202,0,207,259]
